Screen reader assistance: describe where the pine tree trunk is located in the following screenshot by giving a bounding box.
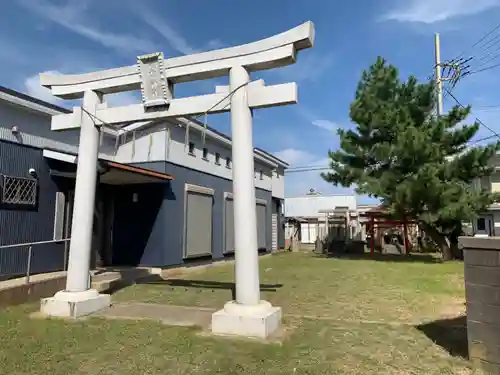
[449,226,464,260]
[419,222,453,261]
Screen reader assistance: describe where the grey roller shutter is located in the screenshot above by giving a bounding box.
[224,198,235,254]
[185,191,213,258]
[256,203,267,250]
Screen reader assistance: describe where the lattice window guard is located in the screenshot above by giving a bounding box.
[0,174,37,206]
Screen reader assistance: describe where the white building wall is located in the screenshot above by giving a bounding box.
[114,121,275,191]
[492,211,500,236]
[272,166,285,199]
[284,195,357,218]
[469,164,500,237]
[0,101,116,159]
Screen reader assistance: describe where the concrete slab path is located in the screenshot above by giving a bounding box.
[95,302,215,327]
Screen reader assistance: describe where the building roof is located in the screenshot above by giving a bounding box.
[0,85,289,168]
[0,86,70,115]
[254,147,289,167]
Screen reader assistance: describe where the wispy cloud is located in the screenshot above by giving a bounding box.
[24,71,62,105]
[312,120,337,132]
[296,106,339,134]
[273,148,323,167]
[206,39,226,50]
[277,52,334,83]
[130,1,226,55]
[382,0,500,24]
[17,0,157,54]
[131,2,198,55]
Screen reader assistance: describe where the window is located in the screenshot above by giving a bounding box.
[53,191,65,240]
[225,157,231,169]
[215,152,221,165]
[202,147,208,160]
[0,174,37,207]
[477,217,486,231]
[188,142,195,155]
[259,170,263,180]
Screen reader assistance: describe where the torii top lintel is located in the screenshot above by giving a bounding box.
[41,21,315,100]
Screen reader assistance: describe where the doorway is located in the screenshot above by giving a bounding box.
[64,187,115,268]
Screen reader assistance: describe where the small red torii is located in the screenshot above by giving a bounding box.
[360,205,417,256]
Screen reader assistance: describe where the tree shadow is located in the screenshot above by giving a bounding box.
[317,252,444,264]
[416,315,468,359]
[107,274,284,300]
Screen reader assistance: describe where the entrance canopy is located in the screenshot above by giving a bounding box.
[43,149,174,185]
[99,161,174,185]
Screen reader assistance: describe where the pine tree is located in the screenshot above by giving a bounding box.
[322,57,500,260]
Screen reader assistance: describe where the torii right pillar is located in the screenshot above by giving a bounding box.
[211,66,281,338]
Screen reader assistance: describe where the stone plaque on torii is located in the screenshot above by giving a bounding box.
[39,21,315,338]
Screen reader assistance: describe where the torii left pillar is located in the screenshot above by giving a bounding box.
[40,90,111,318]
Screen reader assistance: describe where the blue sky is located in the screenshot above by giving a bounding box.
[2,0,500,203]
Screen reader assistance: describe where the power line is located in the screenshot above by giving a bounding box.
[287,57,498,176]
[468,60,500,75]
[443,86,500,141]
[473,134,500,143]
[476,33,500,55]
[286,93,500,175]
[447,21,500,80]
[80,81,250,134]
[287,163,330,170]
[473,107,500,113]
[453,20,500,62]
[285,167,330,173]
[476,44,500,64]
[475,104,500,109]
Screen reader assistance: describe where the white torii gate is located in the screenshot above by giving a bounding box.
[40,21,314,338]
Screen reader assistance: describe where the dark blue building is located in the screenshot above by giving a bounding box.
[0,86,287,279]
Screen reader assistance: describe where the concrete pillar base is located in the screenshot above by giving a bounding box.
[211,300,282,338]
[40,289,111,318]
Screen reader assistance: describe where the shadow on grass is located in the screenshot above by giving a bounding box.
[316,252,444,264]
[107,274,284,300]
[416,315,468,359]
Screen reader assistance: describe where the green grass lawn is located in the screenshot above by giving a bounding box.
[0,251,477,375]
[115,252,465,323]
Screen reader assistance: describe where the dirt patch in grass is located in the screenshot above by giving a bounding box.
[439,297,466,319]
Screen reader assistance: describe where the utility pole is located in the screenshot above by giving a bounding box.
[435,33,444,116]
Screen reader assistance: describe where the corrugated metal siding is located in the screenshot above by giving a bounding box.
[284,195,357,218]
[0,100,116,159]
[126,161,272,268]
[0,140,65,277]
